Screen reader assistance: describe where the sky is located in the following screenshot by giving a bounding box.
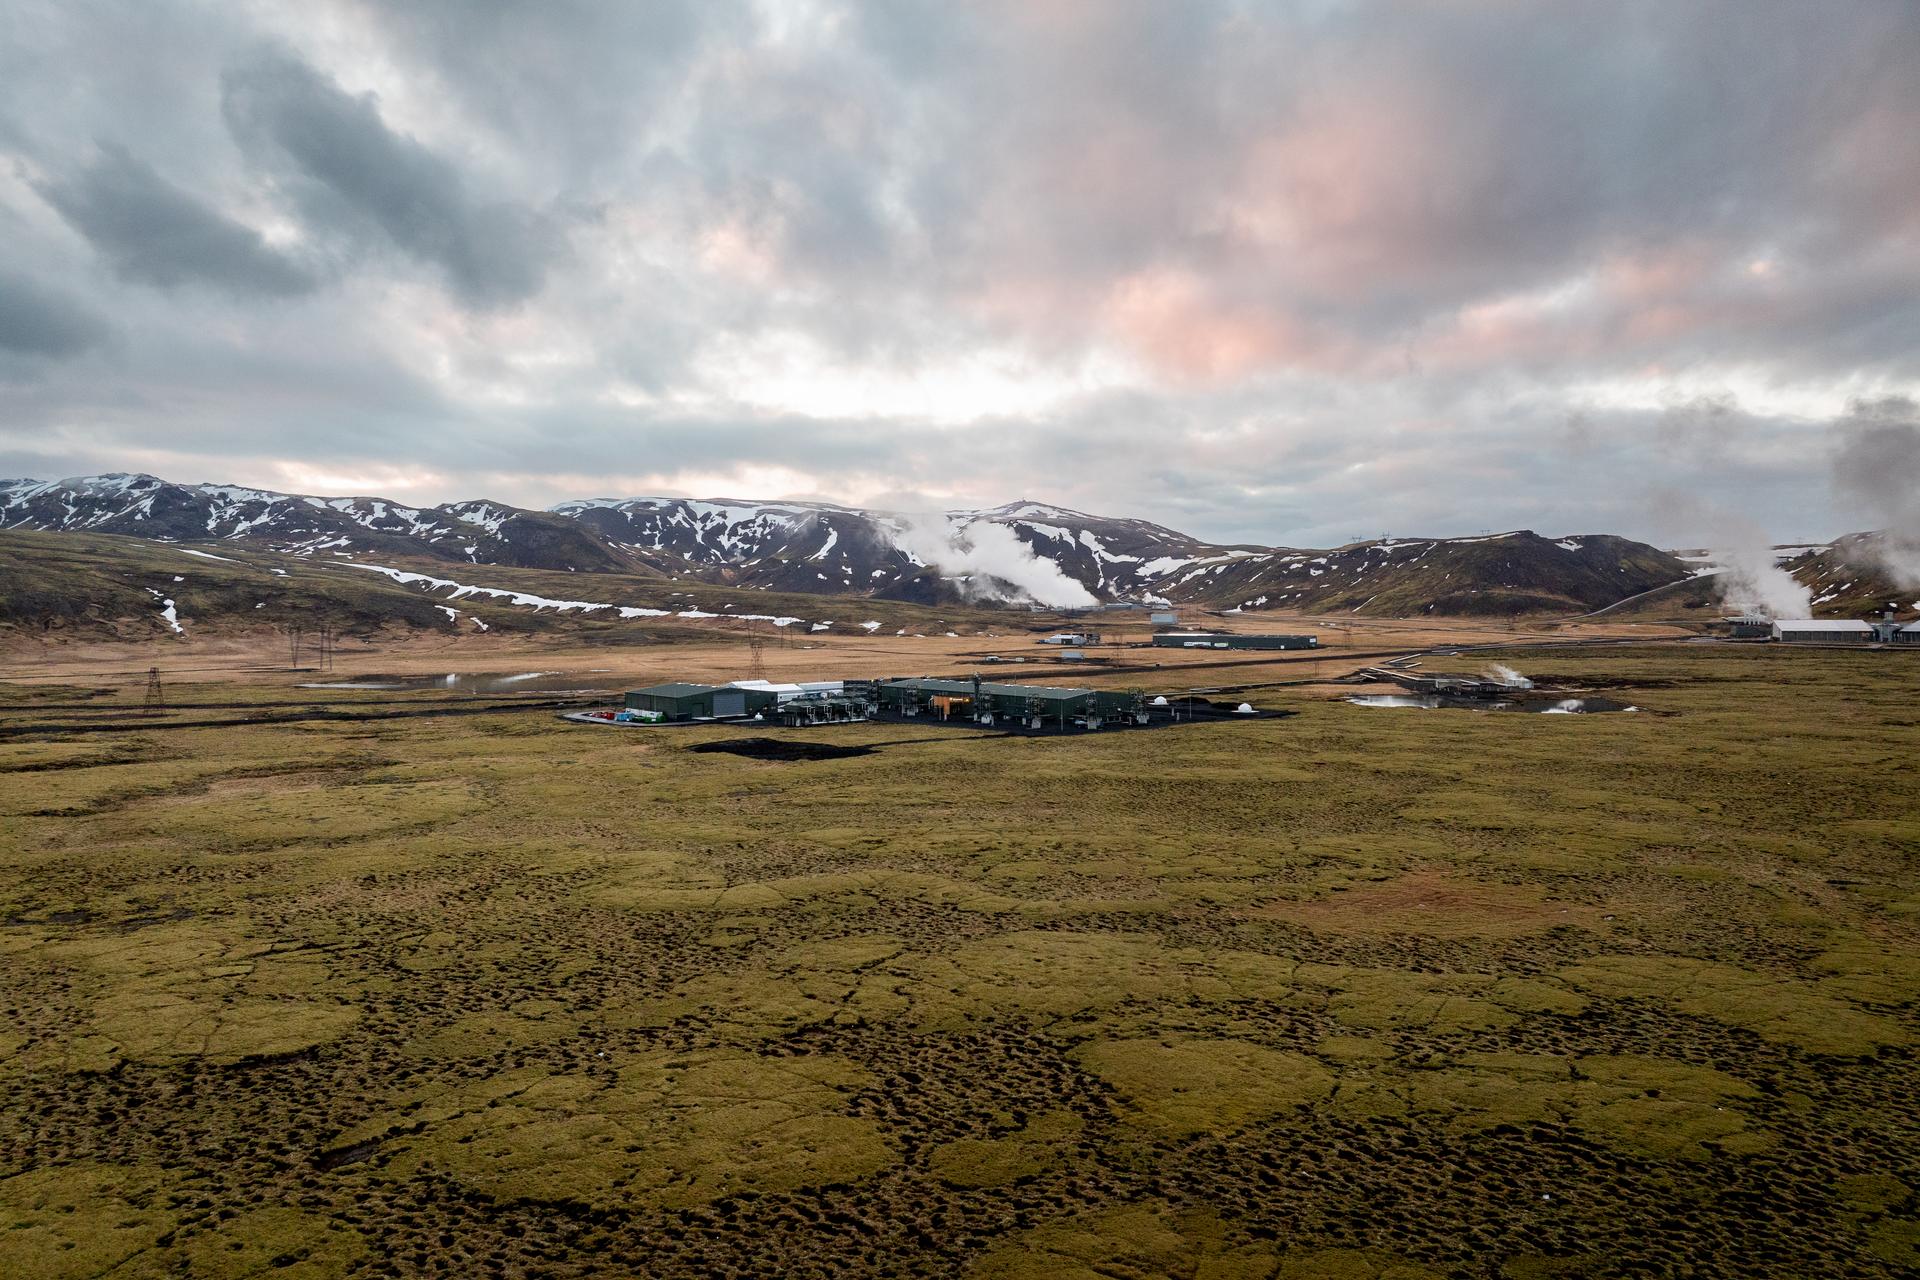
[2,0,1917,548]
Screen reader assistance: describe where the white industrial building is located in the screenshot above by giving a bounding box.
[725,679,845,703]
[1770,620,1873,643]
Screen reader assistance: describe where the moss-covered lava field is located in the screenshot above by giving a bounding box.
[1,644,1916,1277]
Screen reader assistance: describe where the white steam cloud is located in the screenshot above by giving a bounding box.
[1829,397,1920,590]
[1649,487,1811,619]
[1712,536,1813,619]
[1486,664,1532,689]
[888,515,1098,608]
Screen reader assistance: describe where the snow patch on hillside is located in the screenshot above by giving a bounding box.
[336,563,807,626]
[145,588,183,634]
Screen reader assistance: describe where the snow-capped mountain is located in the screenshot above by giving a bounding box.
[554,495,918,593]
[1,473,1695,614]
[0,473,629,571]
[552,496,1236,604]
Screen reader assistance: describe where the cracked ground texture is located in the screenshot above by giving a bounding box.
[1,644,1916,1277]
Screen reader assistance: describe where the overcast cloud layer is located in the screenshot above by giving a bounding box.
[2,0,1916,545]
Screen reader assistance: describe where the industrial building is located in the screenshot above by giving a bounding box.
[621,676,1145,728]
[864,677,1147,728]
[614,672,1276,733]
[727,679,846,703]
[1039,632,1099,646]
[623,682,779,721]
[620,681,871,725]
[771,691,869,725]
[1150,631,1319,650]
[1149,611,1181,628]
[1770,620,1875,644]
[1742,618,1920,644]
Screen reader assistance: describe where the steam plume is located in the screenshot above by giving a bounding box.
[1713,535,1813,618]
[1649,487,1811,618]
[1829,397,1920,590]
[887,513,1098,608]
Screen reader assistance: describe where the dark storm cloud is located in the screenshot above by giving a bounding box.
[220,47,560,308]
[0,269,107,359]
[34,143,316,296]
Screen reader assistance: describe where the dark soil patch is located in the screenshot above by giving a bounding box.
[3,907,97,927]
[689,738,880,762]
[312,1138,384,1172]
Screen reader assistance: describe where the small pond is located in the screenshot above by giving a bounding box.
[298,671,623,695]
[1347,694,1639,714]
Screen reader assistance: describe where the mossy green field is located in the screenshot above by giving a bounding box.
[1,645,1916,1277]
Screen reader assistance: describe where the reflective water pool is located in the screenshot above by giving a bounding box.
[1347,693,1639,713]
[298,671,623,694]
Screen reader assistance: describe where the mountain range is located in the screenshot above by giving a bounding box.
[2,471,1695,616]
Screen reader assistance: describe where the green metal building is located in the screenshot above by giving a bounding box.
[867,677,1145,727]
[623,682,779,720]
[1149,631,1318,650]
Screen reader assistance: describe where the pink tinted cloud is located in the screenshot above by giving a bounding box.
[1822,94,1920,240]
[1405,243,1791,374]
[1222,84,1456,292]
[1102,266,1335,382]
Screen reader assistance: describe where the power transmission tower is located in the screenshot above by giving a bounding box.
[287,625,304,670]
[142,667,164,717]
[746,623,767,680]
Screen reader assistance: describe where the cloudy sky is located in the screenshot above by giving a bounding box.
[2,1,1917,546]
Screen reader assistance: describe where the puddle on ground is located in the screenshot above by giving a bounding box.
[298,671,625,695]
[1347,694,1639,714]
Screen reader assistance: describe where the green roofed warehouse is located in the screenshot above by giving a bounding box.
[623,682,779,721]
